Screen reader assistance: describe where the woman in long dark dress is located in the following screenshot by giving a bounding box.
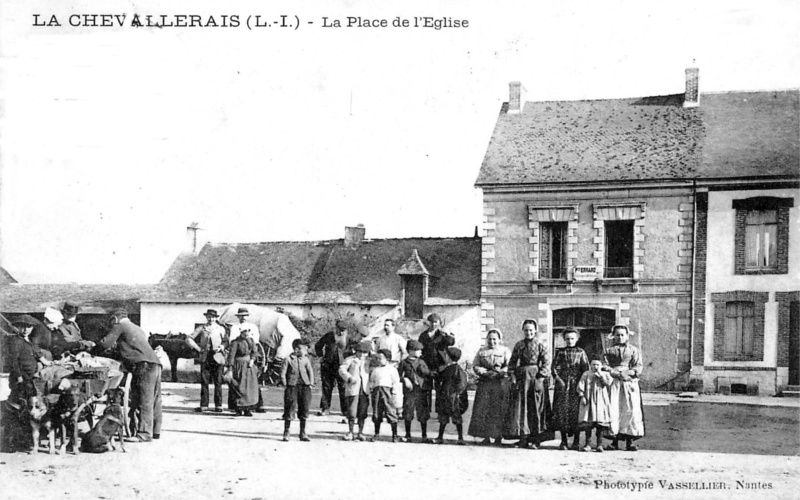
[468,329,511,445]
[551,328,589,450]
[504,319,552,449]
[225,330,260,417]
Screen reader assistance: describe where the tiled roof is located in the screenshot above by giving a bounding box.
[143,238,481,304]
[475,90,799,186]
[0,284,152,314]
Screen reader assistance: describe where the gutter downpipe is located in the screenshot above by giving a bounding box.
[689,179,697,386]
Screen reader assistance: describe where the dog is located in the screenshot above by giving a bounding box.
[29,393,60,455]
[79,388,126,454]
[52,385,93,454]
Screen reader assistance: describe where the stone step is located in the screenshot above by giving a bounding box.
[779,390,800,398]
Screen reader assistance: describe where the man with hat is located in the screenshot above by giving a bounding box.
[187,309,227,413]
[226,307,266,413]
[98,309,162,442]
[51,300,95,359]
[314,319,356,416]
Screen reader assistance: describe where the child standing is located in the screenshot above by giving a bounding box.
[281,339,315,442]
[435,346,469,445]
[577,358,613,452]
[397,340,432,443]
[339,341,373,441]
[368,349,402,442]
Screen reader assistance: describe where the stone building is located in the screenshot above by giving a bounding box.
[475,68,799,392]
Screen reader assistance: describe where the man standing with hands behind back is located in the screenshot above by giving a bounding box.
[98,309,162,442]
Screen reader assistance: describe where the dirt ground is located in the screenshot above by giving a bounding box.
[2,383,799,500]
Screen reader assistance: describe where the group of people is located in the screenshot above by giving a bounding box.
[5,303,163,447]
[470,320,645,451]
[191,310,646,449]
[307,314,468,443]
[7,303,644,451]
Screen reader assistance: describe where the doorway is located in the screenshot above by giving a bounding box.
[552,308,617,362]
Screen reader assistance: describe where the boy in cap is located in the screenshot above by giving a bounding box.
[434,346,469,445]
[397,339,432,442]
[339,341,372,441]
[368,349,402,442]
[188,309,227,413]
[281,339,314,441]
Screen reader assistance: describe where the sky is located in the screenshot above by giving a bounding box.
[1,0,798,284]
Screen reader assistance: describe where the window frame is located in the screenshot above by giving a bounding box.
[539,221,568,280]
[732,197,793,276]
[604,219,635,279]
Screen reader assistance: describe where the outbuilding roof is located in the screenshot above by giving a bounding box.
[475,90,799,186]
[143,237,481,305]
[0,284,151,314]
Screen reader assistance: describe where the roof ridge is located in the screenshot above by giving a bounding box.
[209,236,480,247]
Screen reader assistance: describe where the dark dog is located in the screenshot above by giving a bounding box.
[52,385,92,454]
[79,388,126,453]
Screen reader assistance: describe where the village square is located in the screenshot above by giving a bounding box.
[2,1,799,499]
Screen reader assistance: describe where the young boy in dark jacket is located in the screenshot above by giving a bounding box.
[281,339,315,442]
[435,346,469,445]
[397,340,432,442]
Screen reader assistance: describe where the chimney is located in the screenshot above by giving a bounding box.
[344,224,365,249]
[684,66,699,108]
[508,81,526,114]
[185,222,200,254]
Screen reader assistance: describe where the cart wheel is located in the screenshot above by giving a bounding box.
[123,375,133,437]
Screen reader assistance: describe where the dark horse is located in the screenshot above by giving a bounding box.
[147,333,196,382]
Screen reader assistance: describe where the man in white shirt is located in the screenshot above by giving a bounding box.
[188,309,227,413]
[371,319,407,368]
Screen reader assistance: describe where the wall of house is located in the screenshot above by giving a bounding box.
[701,188,799,395]
[482,187,693,390]
[485,190,688,281]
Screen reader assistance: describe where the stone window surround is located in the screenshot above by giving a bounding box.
[592,201,647,280]
[732,196,793,275]
[528,204,579,280]
[710,290,769,362]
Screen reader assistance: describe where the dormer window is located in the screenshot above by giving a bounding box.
[397,249,430,319]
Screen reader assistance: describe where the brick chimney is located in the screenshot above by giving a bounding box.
[683,66,699,108]
[508,81,526,114]
[185,222,200,254]
[344,224,365,249]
